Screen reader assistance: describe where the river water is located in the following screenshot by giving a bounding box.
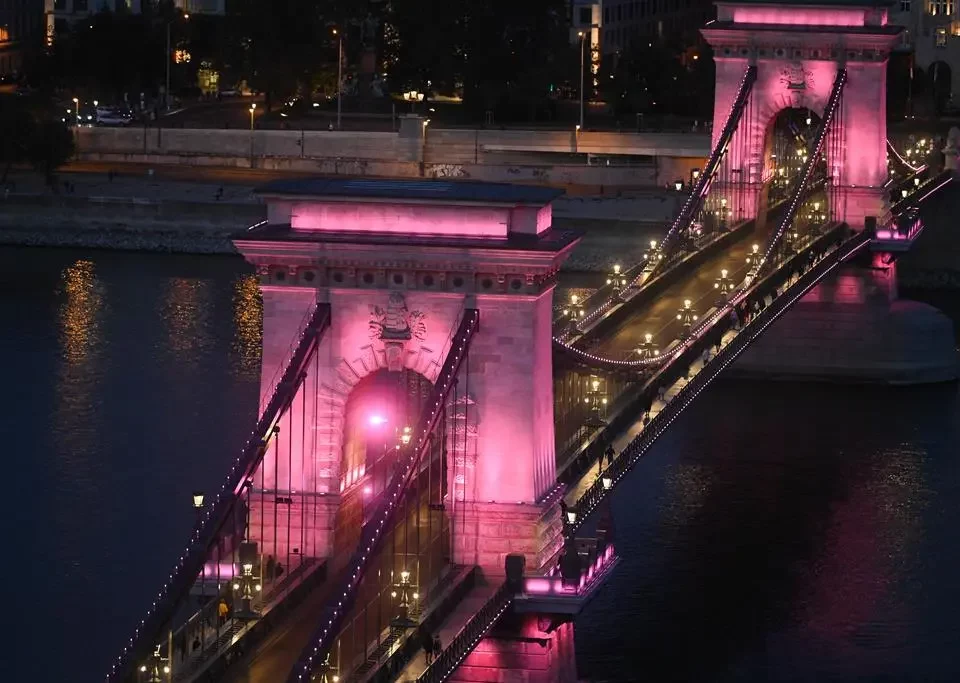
[3,246,958,682]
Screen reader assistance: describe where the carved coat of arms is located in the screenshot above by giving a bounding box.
[780,62,813,91]
[369,292,427,342]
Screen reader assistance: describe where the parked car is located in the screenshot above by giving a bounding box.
[96,106,133,126]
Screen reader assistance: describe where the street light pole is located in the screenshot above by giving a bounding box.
[578,31,586,130]
[165,13,188,112]
[333,28,343,130]
[165,21,170,111]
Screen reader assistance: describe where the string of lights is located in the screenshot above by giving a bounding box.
[106,302,332,682]
[290,311,480,683]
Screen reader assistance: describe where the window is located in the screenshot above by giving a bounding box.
[900,0,910,10]
[937,26,948,45]
[929,0,953,14]
[579,7,592,24]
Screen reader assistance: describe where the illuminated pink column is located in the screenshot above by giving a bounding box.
[452,288,560,574]
[838,61,890,228]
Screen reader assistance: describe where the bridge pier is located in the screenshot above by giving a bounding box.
[732,256,958,383]
[445,615,578,683]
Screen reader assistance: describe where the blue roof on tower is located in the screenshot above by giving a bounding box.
[255,177,565,206]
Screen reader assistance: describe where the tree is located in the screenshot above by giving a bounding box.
[0,96,75,185]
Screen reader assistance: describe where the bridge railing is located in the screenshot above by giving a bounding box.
[553,65,758,337]
[566,229,870,535]
[416,581,515,683]
[287,309,481,683]
[106,300,332,683]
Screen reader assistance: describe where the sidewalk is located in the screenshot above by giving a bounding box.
[392,579,500,683]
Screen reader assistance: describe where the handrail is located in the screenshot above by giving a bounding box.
[554,65,757,333]
[758,69,846,273]
[648,65,758,279]
[416,582,515,683]
[288,309,480,683]
[106,301,332,682]
[567,231,870,534]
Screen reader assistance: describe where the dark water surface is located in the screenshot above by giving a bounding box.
[3,246,958,682]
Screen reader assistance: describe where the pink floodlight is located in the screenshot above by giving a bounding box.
[368,414,387,427]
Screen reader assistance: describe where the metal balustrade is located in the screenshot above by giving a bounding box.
[287,309,480,683]
[106,302,332,683]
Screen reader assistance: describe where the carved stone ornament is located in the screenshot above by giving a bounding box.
[780,62,813,92]
[369,292,427,372]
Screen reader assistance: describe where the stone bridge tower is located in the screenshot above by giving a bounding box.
[702,0,903,228]
[235,178,580,574]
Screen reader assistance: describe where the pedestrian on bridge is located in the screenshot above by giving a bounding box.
[421,629,434,665]
[433,635,442,657]
[604,444,615,470]
[217,598,229,627]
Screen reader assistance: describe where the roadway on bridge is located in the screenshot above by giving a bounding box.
[590,227,760,359]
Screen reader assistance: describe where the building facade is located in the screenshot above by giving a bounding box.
[44,0,223,45]
[0,0,43,77]
[569,0,714,60]
[889,0,960,108]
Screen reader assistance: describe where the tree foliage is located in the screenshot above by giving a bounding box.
[0,96,75,183]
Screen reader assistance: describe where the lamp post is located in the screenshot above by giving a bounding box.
[578,30,586,130]
[714,268,733,303]
[192,491,204,515]
[676,299,698,339]
[638,332,659,360]
[564,293,585,332]
[606,263,625,297]
[332,28,343,130]
[165,13,188,111]
[674,179,684,192]
[72,97,79,125]
[390,569,419,628]
[584,376,607,427]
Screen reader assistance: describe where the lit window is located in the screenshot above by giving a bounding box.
[929,0,953,14]
[901,0,911,9]
[937,26,948,45]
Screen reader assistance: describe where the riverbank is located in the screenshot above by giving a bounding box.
[0,168,675,269]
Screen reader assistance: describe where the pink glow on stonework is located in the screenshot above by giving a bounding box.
[289,201,510,238]
[201,563,237,580]
[730,6,877,27]
[368,414,387,427]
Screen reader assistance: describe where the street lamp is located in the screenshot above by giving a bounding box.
[674,179,684,192]
[638,332,659,359]
[249,103,256,130]
[578,30,586,130]
[690,168,700,186]
[606,263,625,296]
[72,97,79,124]
[192,491,204,509]
[676,299,698,338]
[165,12,189,111]
[332,28,343,130]
[714,268,733,302]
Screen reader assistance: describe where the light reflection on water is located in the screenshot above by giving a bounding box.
[1,246,957,682]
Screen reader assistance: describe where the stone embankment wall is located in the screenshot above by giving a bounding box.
[0,176,681,259]
[74,126,709,191]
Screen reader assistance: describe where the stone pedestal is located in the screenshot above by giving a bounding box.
[447,615,577,683]
[732,266,958,384]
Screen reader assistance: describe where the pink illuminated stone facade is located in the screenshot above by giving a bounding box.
[236,184,578,572]
[703,2,902,228]
[447,615,577,683]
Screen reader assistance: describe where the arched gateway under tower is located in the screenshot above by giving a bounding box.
[702,0,902,229]
[235,179,580,575]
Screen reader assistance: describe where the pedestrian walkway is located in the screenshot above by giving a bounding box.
[392,579,501,683]
[563,324,740,506]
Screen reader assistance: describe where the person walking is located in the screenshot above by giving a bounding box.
[266,555,276,580]
[603,444,615,470]
[217,598,229,627]
[421,630,434,665]
[432,634,442,658]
